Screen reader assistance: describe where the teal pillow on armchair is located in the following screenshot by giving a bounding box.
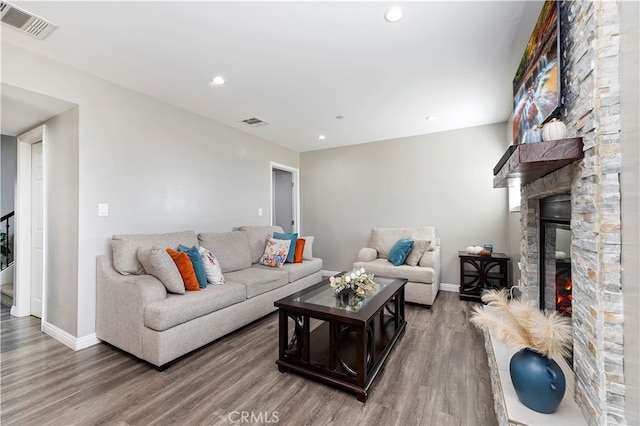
[273,232,298,263]
[388,238,414,266]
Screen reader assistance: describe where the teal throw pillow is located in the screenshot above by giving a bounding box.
[178,244,208,288]
[388,238,414,266]
[273,232,298,263]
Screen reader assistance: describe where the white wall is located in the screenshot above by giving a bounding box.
[300,123,510,285]
[43,108,80,335]
[2,44,299,340]
[1,134,17,217]
[620,0,639,424]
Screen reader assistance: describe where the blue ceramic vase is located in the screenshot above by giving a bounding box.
[509,348,566,414]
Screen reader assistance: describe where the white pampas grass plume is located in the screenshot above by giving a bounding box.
[470,305,530,350]
[470,289,572,358]
[528,310,573,358]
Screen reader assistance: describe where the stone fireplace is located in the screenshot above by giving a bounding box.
[516,1,626,424]
[539,194,573,318]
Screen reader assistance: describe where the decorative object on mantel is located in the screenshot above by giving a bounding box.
[542,118,567,141]
[330,268,377,310]
[470,289,572,414]
[524,124,544,143]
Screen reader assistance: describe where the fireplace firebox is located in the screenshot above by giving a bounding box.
[539,194,572,317]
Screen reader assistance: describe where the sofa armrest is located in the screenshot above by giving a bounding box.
[419,244,440,268]
[419,245,441,287]
[357,247,378,262]
[96,254,167,359]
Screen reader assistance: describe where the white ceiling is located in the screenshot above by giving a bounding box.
[1,1,543,151]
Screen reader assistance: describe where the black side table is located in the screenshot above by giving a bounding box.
[458,251,510,301]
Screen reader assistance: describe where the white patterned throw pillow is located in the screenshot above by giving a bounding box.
[259,237,291,268]
[198,246,225,284]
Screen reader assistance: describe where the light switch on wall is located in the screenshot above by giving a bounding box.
[98,203,109,216]
[258,208,263,216]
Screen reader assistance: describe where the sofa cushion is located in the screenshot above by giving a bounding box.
[353,258,434,283]
[293,238,306,263]
[273,232,298,263]
[301,236,314,260]
[258,237,290,268]
[405,239,432,267]
[112,230,199,275]
[224,267,288,298]
[239,225,284,264]
[178,244,208,288]
[166,249,200,291]
[198,231,252,273]
[137,246,186,294]
[253,257,322,283]
[357,247,377,263]
[368,227,436,259]
[419,249,438,268]
[198,246,224,284]
[388,238,414,266]
[144,283,247,331]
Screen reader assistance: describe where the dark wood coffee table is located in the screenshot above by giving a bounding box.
[274,275,407,402]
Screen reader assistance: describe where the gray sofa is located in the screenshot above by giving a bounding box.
[96,225,322,368]
[353,226,440,307]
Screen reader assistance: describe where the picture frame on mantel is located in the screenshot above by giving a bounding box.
[512,0,561,145]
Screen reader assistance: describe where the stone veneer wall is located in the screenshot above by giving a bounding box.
[518,1,625,425]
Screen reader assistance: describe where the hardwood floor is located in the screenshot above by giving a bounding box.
[0,291,497,426]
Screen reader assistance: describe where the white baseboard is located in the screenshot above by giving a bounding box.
[42,321,101,351]
[440,282,459,293]
[9,304,30,317]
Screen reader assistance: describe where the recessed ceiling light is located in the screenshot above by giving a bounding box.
[318,135,326,140]
[210,76,225,86]
[336,115,344,120]
[426,116,436,121]
[385,7,403,23]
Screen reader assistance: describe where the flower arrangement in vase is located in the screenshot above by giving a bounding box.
[470,289,572,414]
[330,268,377,297]
[329,268,377,311]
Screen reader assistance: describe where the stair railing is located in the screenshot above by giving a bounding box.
[1,211,14,271]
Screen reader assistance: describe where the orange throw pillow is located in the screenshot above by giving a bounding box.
[166,248,200,291]
[293,238,306,263]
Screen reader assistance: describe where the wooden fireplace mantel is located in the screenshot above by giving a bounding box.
[493,137,584,188]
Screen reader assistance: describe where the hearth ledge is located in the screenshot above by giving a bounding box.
[481,307,587,426]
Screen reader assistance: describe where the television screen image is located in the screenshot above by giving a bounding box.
[512,1,560,145]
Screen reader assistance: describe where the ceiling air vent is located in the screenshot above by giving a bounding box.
[1,1,58,40]
[240,117,269,127]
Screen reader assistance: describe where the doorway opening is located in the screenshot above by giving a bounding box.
[270,162,300,234]
[13,125,45,321]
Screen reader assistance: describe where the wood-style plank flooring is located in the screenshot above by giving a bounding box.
[1,291,497,425]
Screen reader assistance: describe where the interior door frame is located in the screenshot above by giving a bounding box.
[12,125,46,321]
[270,162,300,234]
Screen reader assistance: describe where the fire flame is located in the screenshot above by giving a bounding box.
[556,275,572,317]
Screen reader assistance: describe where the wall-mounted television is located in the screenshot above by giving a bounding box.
[512,0,561,145]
